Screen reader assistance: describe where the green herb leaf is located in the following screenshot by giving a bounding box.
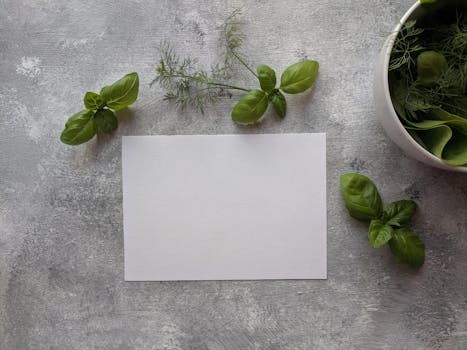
[231,89,268,124]
[340,173,383,222]
[256,64,276,92]
[405,120,449,130]
[100,72,139,111]
[269,90,286,118]
[340,173,427,268]
[389,228,425,268]
[84,92,104,110]
[280,60,319,94]
[442,130,467,166]
[94,109,118,133]
[416,51,448,86]
[368,219,394,248]
[60,109,97,145]
[417,125,453,158]
[428,108,467,135]
[382,200,417,227]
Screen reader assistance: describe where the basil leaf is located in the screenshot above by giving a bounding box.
[340,173,383,222]
[428,108,467,135]
[417,124,452,158]
[368,219,394,248]
[416,51,447,86]
[280,60,319,94]
[60,109,97,145]
[231,89,268,124]
[269,90,286,118]
[256,64,276,92]
[389,228,425,269]
[442,130,467,166]
[100,72,139,111]
[83,91,104,110]
[94,109,118,133]
[404,120,448,130]
[382,200,417,227]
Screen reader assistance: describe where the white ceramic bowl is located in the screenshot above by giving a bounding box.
[373,1,467,173]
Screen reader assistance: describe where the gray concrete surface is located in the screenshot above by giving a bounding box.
[1,0,466,349]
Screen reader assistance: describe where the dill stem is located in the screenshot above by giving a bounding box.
[208,81,250,92]
[166,72,250,92]
[230,50,258,78]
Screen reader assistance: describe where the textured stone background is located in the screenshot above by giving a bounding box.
[1,0,466,349]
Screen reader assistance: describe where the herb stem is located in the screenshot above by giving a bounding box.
[166,72,250,92]
[231,50,258,78]
[207,81,250,92]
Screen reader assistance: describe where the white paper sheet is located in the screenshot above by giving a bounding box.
[122,133,327,281]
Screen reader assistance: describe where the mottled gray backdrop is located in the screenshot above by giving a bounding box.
[1,0,466,349]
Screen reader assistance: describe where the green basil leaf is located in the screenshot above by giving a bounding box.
[368,219,394,248]
[404,120,448,130]
[381,200,417,227]
[256,64,276,92]
[94,109,118,133]
[60,109,97,145]
[340,173,383,222]
[428,108,467,135]
[269,90,286,118]
[231,89,268,125]
[389,228,425,268]
[417,124,452,158]
[280,60,319,94]
[100,72,139,111]
[416,51,448,86]
[83,91,104,110]
[442,130,467,166]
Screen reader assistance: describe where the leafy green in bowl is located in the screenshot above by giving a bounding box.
[388,0,467,167]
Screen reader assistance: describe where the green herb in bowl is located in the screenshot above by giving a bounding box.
[388,0,467,167]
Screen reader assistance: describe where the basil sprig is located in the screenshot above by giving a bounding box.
[60,72,139,145]
[231,61,319,124]
[340,173,425,269]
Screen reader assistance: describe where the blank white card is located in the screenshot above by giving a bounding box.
[122,133,326,281]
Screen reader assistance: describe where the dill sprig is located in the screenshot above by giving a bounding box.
[389,10,467,120]
[152,9,254,113]
[220,8,247,75]
[428,10,466,62]
[221,8,258,78]
[389,20,425,72]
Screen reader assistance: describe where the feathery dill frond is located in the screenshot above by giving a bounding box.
[389,13,467,120]
[432,10,466,62]
[389,20,425,72]
[220,8,246,72]
[152,9,252,113]
[152,42,229,113]
[151,14,254,113]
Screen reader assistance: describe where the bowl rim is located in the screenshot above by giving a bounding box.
[382,0,467,173]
